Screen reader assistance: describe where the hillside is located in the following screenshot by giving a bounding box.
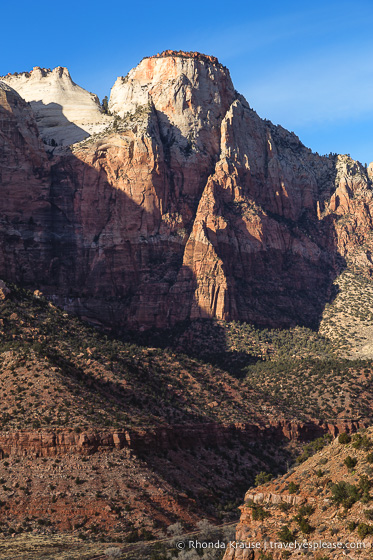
[225,428,373,559]
[0,280,372,554]
[1,49,373,559]
[0,281,300,545]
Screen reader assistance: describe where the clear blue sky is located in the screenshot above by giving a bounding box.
[1,0,372,164]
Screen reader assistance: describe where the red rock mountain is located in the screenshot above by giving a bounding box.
[0,52,372,330]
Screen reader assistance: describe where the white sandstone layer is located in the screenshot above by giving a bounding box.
[1,67,112,146]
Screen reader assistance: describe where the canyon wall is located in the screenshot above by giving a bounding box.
[0,52,372,329]
[0,419,369,458]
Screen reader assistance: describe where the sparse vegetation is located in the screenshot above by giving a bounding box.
[255,472,273,486]
[338,433,352,444]
[331,482,361,509]
[277,526,295,543]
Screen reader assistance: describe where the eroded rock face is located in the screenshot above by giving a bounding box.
[1,52,373,329]
[0,81,52,284]
[1,67,112,146]
[0,419,366,458]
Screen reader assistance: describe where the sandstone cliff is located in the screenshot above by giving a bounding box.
[1,67,112,146]
[0,52,373,330]
[0,81,53,285]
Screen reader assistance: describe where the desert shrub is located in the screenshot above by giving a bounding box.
[344,456,358,469]
[298,504,315,516]
[347,521,357,531]
[279,502,292,512]
[255,471,273,486]
[251,506,271,521]
[331,482,360,509]
[357,523,373,539]
[167,522,184,538]
[367,453,373,463]
[359,476,372,493]
[296,434,332,464]
[364,509,373,521]
[338,433,351,444]
[297,516,313,534]
[277,526,295,543]
[125,529,140,543]
[288,482,299,494]
[352,433,372,450]
[361,492,371,504]
[195,519,219,543]
[104,548,121,559]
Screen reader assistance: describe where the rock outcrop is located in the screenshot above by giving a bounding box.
[0,52,373,329]
[224,429,373,559]
[1,67,112,146]
[0,419,368,459]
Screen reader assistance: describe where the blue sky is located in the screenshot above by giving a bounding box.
[1,0,372,164]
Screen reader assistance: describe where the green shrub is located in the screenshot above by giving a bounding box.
[359,476,372,493]
[296,434,332,464]
[361,492,371,504]
[277,526,295,543]
[279,502,292,512]
[367,453,373,463]
[297,516,313,534]
[364,509,373,521]
[338,433,351,444]
[252,506,271,521]
[298,504,315,517]
[352,433,372,450]
[288,482,300,494]
[357,523,373,538]
[331,482,361,509]
[255,471,273,486]
[344,456,358,469]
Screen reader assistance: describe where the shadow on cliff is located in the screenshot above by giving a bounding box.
[44,136,200,330]
[41,137,263,377]
[43,132,346,378]
[1,94,346,336]
[201,183,346,331]
[31,101,90,146]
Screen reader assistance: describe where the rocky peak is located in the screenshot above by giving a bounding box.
[1,53,373,331]
[1,66,112,147]
[109,51,236,154]
[146,50,223,67]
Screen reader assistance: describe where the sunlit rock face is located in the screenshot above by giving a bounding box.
[1,67,112,146]
[0,52,373,329]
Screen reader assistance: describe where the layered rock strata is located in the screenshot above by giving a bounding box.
[0,419,368,458]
